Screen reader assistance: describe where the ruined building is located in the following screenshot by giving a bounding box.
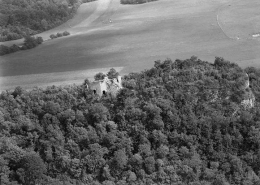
[89,76,122,96]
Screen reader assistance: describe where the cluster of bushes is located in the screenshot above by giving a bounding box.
[1,58,260,185]
[49,31,70,40]
[0,25,38,42]
[0,44,20,55]
[0,0,80,42]
[81,0,97,3]
[0,36,43,56]
[120,0,157,4]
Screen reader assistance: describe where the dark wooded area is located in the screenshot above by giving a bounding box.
[1,58,260,185]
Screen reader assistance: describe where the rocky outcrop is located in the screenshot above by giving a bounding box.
[240,73,255,109]
[209,72,255,110]
[241,96,255,109]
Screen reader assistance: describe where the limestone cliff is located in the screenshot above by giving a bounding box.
[241,74,255,109]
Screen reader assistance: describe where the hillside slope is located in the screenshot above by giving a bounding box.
[0,0,260,92]
[1,58,260,185]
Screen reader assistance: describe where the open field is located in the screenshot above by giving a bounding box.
[218,1,260,40]
[0,0,260,90]
[0,67,123,91]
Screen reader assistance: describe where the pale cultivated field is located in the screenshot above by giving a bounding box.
[217,1,260,40]
[0,67,123,91]
[0,0,260,91]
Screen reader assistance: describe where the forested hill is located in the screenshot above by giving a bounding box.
[0,0,85,42]
[1,57,260,185]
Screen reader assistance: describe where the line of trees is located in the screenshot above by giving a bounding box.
[0,36,43,56]
[1,58,260,184]
[82,0,97,2]
[120,0,157,5]
[50,31,70,40]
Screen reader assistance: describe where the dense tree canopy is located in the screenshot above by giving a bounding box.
[0,0,95,42]
[0,35,43,56]
[0,57,260,184]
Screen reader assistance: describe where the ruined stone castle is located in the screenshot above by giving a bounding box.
[89,75,122,96]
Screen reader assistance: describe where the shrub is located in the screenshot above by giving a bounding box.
[23,36,39,49]
[36,37,43,44]
[0,36,43,56]
[0,45,10,55]
[56,32,63,37]
[62,31,70,36]
[9,44,20,53]
[120,0,157,4]
[82,0,97,3]
[50,34,57,39]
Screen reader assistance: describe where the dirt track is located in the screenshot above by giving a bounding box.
[0,0,260,91]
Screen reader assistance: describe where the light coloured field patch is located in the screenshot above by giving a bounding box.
[252,33,260,38]
[74,0,111,28]
[0,67,124,91]
[117,0,213,21]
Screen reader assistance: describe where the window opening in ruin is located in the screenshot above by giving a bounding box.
[93,90,96,94]
[103,91,106,95]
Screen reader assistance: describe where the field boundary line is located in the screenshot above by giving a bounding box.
[216,4,235,40]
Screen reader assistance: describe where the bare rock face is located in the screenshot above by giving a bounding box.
[241,74,255,109]
[210,72,255,110]
[244,73,250,89]
[241,90,255,109]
